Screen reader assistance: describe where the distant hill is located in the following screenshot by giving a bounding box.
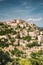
[38,27,43,31]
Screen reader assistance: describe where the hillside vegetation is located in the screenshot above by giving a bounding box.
[0,19,43,65]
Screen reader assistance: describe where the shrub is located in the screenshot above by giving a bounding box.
[0,38,9,48]
[27,42,40,48]
[11,48,23,57]
[18,58,32,65]
[22,36,31,41]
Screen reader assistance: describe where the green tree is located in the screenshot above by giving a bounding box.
[0,50,12,65]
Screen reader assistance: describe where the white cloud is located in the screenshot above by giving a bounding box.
[27,18,42,22]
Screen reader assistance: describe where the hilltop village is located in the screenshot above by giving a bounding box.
[0,19,43,65]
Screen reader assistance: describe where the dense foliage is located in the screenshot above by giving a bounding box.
[0,50,12,65]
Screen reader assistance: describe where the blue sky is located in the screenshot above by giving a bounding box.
[0,0,43,27]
